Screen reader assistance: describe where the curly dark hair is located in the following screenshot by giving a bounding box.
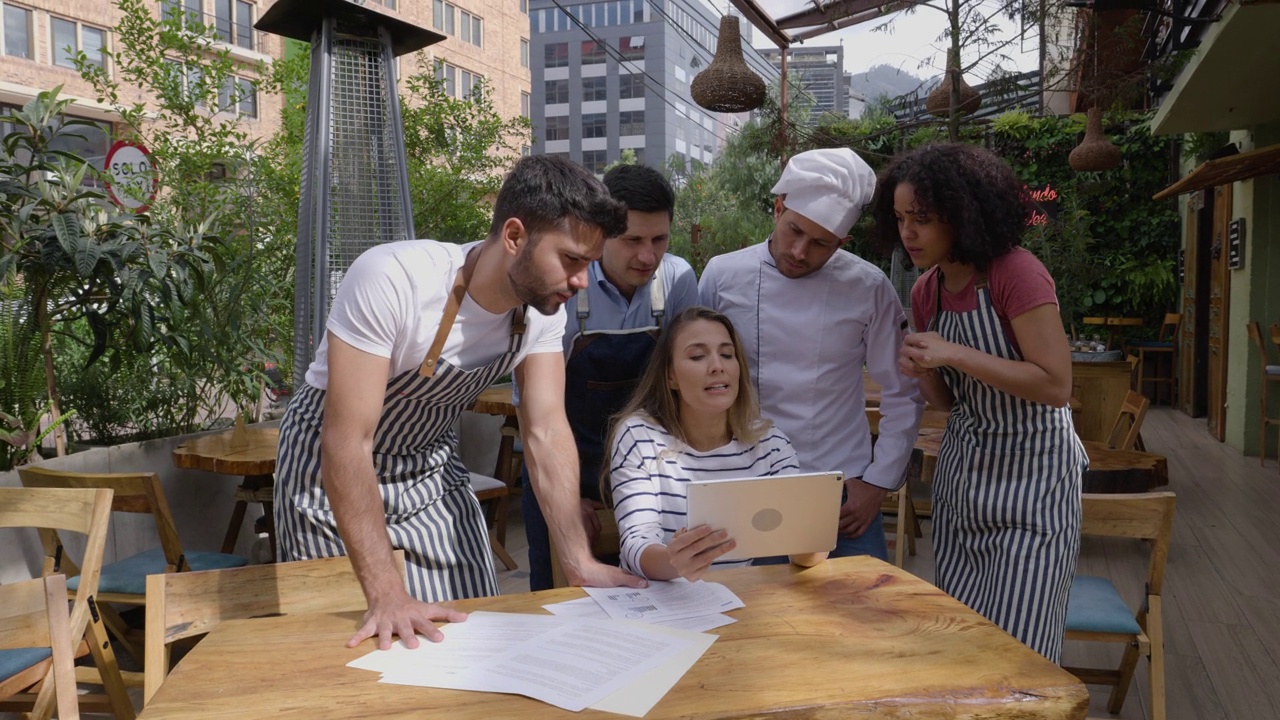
[869,143,1031,271]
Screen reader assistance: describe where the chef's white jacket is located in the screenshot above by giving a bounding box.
[699,240,924,490]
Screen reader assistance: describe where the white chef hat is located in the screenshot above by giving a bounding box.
[771,148,876,239]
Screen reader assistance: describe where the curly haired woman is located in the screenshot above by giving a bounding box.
[869,143,1084,662]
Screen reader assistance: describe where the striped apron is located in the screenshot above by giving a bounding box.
[275,248,524,602]
[930,274,1083,662]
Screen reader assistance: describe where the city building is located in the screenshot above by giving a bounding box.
[0,0,530,170]
[527,0,779,173]
[760,45,846,126]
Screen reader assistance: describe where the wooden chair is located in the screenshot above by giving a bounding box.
[0,487,134,720]
[1106,390,1150,452]
[0,575,80,720]
[470,471,518,571]
[18,467,248,675]
[1064,491,1176,720]
[1246,322,1280,469]
[144,551,407,706]
[1131,313,1180,406]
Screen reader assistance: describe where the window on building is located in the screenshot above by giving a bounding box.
[435,60,456,98]
[544,79,568,104]
[3,3,33,59]
[213,0,255,51]
[544,42,568,68]
[459,10,482,47]
[164,59,206,107]
[520,92,530,118]
[619,110,644,136]
[237,77,257,117]
[51,17,107,70]
[433,0,456,35]
[581,150,607,174]
[460,68,483,99]
[619,36,643,61]
[632,148,645,165]
[51,114,111,187]
[160,0,201,26]
[582,76,607,102]
[520,38,529,68]
[580,40,605,65]
[619,73,644,100]
[519,0,528,14]
[545,115,569,141]
[582,113,607,139]
[368,0,396,8]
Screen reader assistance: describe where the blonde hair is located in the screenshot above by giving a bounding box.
[600,306,771,500]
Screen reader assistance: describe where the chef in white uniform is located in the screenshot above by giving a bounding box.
[699,148,924,561]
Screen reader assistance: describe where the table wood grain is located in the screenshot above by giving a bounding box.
[172,427,279,477]
[470,385,517,417]
[138,557,1088,720]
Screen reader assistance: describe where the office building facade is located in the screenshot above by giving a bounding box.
[528,0,778,173]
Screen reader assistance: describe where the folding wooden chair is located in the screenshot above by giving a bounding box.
[1064,491,1176,720]
[1246,322,1280,469]
[1106,390,1150,452]
[18,467,248,677]
[144,551,406,706]
[0,486,134,720]
[0,575,79,719]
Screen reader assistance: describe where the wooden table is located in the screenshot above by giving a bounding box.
[137,557,1088,720]
[912,432,1169,493]
[173,424,279,558]
[1082,316,1144,351]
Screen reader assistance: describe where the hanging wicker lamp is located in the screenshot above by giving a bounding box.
[1068,107,1122,172]
[925,69,981,118]
[691,16,766,114]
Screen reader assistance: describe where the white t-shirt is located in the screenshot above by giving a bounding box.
[305,240,565,390]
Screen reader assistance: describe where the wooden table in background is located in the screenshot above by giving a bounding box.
[173,425,279,558]
[1082,316,1144,351]
[911,432,1168,493]
[137,557,1088,720]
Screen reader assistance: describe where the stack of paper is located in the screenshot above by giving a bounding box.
[348,581,744,716]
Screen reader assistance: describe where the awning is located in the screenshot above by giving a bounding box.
[1152,143,1280,200]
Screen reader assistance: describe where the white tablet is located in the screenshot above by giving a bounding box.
[685,472,844,561]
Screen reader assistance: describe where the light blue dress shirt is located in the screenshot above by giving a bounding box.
[561,254,700,353]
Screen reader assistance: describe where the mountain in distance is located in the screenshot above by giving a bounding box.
[847,64,927,102]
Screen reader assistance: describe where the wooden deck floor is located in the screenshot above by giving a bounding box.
[496,407,1280,720]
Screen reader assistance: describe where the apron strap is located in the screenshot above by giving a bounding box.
[576,283,591,337]
[419,244,482,378]
[650,257,666,326]
[930,269,988,332]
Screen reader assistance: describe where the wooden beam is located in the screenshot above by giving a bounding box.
[728,0,791,48]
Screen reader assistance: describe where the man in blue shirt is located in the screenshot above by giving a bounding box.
[522,164,698,590]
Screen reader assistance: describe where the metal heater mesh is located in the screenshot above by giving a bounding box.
[325,34,407,299]
[292,23,413,386]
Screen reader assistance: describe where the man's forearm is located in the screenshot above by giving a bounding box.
[321,432,403,601]
[522,421,593,574]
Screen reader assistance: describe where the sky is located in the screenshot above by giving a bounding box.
[742,1,1041,81]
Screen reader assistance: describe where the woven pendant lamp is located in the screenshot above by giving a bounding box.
[925,69,980,118]
[1068,107,1121,171]
[691,16,766,113]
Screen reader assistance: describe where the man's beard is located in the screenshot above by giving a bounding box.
[507,248,566,316]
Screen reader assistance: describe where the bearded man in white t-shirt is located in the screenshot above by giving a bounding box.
[275,156,647,652]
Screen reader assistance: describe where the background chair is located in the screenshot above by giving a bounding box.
[470,471,517,571]
[0,486,134,720]
[0,575,80,720]
[1106,390,1150,452]
[18,467,248,675]
[143,551,406,706]
[1246,322,1280,470]
[1064,491,1176,720]
[1131,313,1180,406]
[549,507,620,588]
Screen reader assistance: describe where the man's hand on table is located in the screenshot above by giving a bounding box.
[349,590,469,650]
[839,477,888,538]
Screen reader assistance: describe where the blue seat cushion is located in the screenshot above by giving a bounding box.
[1065,575,1142,635]
[67,548,248,596]
[0,648,51,682]
[1129,340,1174,349]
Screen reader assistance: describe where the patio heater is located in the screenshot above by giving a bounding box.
[255,0,443,388]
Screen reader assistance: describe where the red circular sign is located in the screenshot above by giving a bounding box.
[104,140,157,213]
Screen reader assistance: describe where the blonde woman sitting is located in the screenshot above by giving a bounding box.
[607,307,823,581]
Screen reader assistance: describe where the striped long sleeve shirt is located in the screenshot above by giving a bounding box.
[609,414,799,578]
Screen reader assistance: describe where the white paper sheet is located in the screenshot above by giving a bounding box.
[542,597,737,633]
[360,612,715,714]
[582,580,744,624]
